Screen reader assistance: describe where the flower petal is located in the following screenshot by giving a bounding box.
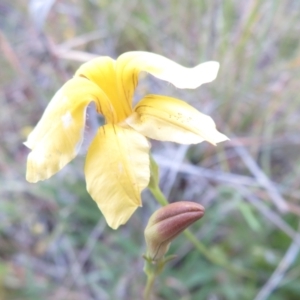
[85,124,150,229]
[25,77,115,183]
[116,51,219,105]
[125,95,228,145]
[75,57,131,122]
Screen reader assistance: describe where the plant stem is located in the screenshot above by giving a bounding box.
[149,184,168,206]
[143,271,155,300]
[143,258,165,300]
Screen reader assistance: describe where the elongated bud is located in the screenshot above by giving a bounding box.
[144,201,205,261]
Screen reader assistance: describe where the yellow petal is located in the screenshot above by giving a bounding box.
[85,124,150,229]
[125,95,228,145]
[75,57,131,122]
[25,77,115,182]
[116,51,219,106]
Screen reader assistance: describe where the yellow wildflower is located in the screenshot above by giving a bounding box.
[25,51,228,229]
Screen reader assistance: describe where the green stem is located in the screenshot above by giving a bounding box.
[143,258,165,300]
[148,184,255,279]
[143,270,155,300]
[149,184,168,206]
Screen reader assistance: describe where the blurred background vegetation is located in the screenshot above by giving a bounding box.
[1,0,300,299]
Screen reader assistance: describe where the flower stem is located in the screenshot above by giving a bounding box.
[143,257,166,300]
[143,268,155,300]
[149,184,168,206]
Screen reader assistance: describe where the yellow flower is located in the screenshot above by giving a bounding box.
[25,51,228,229]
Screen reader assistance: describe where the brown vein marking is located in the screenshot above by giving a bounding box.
[109,103,115,124]
[112,123,117,136]
[79,74,90,80]
[122,58,138,101]
[132,69,137,90]
[98,98,103,115]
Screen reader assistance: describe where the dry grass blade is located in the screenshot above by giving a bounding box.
[0,30,23,73]
[161,145,189,199]
[53,47,98,62]
[234,145,288,212]
[58,30,107,50]
[154,154,262,187]
[239,187,300,247]
[254,227,300,300]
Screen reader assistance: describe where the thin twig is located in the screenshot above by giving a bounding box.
[58,30,106,50]
[234,145,288,212]
[154,154,261,187]
[239,188,300,247]
[53,47,98,62]
[161,145,189,199]
[62,237,88,289]
[254,223,300,300]
[78,220,106,266]
[14,254,66,279]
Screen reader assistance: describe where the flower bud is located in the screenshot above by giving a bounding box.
[144,201,205,261]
